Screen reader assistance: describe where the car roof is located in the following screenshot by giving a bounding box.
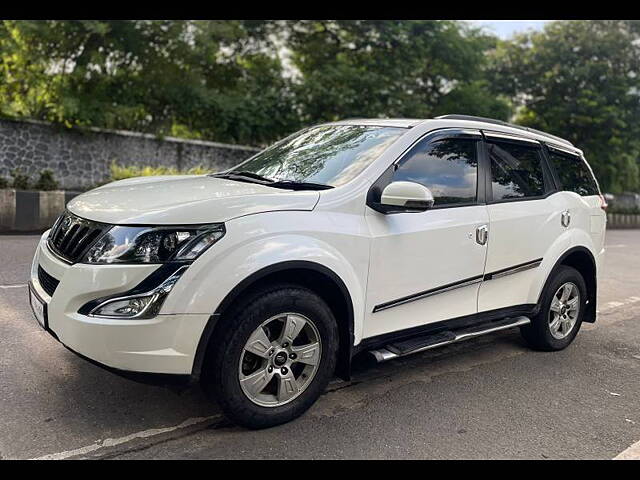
[331,118,424,128]
[329,115,579,153]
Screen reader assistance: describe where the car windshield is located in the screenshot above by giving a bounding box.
[225,125,406,187]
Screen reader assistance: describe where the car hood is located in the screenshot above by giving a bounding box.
[67,175,320,224]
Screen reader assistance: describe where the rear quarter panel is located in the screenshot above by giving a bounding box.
[527,192,604,306]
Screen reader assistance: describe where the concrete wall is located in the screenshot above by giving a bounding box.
[0,118,259,190]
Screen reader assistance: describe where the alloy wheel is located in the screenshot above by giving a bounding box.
[238,313,322,407]
[549,282,580,339]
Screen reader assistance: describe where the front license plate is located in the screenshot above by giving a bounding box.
[29,286,47,330]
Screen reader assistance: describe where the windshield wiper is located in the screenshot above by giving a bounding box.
[209,171,274,184]
[267,180,334,191]
[211,172,333,190]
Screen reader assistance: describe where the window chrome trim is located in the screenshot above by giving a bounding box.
[545,143,582,156]
[482,130,540,145]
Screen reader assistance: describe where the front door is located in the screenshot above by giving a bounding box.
[363,129,489,339]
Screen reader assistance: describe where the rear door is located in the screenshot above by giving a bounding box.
[478,131,565,313]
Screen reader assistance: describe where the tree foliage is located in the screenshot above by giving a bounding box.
[488,20,640,192]
[0,20,507,146]
[282,20,509,122]
[1,20,639,192]
[0,20,299,145]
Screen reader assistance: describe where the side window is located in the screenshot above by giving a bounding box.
[488,140,546,201]
[547,149,599,196]
[392,137,478,207]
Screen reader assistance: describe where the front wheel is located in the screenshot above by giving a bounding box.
[202,284,338,429]
[521,265,587,351]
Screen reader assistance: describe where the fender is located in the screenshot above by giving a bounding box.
[160,210,368,381]
[535,245,598,323]
[190,260,356,381]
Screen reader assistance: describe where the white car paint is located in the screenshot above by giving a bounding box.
[29,116,606,376]
[68,175,320,224]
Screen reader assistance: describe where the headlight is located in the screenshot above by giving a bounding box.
[83,224,225,264]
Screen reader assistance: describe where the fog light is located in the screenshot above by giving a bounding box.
[87,266,187,319]
[93,295,155,317]
[91,293,160,318]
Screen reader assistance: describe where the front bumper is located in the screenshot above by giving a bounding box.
[30,231,210,375]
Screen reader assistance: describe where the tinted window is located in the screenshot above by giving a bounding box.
[547,149,599,196]
[228,125,405,187]
[393,137,478,206]
[489,141,546,200]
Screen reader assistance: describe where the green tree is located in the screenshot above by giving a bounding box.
[0,20,299,145]
[488,20,640,193]
[282,20,509,123]
[0,20,512,148]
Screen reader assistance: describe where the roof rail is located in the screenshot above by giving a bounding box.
[435,114,573,147]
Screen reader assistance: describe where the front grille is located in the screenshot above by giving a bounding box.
[38,265,60,297]
[48,211,108,263]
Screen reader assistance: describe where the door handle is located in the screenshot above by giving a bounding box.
[476,225,489,245]
[561,210,571,228]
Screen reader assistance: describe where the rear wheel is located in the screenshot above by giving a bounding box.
[521,265,586,351]
[202,284,338,429]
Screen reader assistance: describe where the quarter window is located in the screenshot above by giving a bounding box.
[547,149,599,196]
[488,141,546,201]
[392,137,479,207]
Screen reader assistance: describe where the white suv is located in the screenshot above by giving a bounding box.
[29,115,606,428]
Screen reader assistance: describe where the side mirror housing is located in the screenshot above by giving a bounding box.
[379,181,434,212]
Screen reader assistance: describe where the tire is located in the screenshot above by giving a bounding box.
[201,283,339,429]
[520,265,587,351]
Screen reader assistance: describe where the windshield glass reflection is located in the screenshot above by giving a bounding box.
[228,125,405,187]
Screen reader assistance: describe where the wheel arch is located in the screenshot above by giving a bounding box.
[191,260,355,382]
[539,246,598,323]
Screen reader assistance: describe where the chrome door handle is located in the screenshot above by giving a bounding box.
[561,210,571,227]
[476,225,489,245]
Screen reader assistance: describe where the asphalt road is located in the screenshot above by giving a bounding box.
[1,230,639,460]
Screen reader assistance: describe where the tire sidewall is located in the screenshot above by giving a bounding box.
[208,285,338,429]
[535,265,587,350]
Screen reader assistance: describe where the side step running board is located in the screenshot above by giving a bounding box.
[369,316,531,363]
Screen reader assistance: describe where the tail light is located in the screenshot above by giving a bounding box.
[599,194,608,211]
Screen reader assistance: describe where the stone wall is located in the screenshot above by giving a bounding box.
[0,118,260,190]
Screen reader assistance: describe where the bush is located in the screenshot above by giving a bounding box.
[33,170,59,191]
[10,169,30,190]
[109,162,212,181]
[0,176,8,189]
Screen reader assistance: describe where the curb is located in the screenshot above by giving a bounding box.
[607,213,640,229]
[0,189,81,232]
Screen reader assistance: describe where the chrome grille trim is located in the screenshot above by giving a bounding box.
[47,211,109,263]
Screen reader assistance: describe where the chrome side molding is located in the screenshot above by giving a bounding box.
[372,258,542,313]
[483,259,542,281]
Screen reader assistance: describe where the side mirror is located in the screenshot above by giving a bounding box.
[380,181,434,212]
